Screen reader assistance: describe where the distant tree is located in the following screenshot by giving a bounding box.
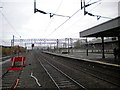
[2,47,11,56]
[74,40,81,48]
[2,45,27,56]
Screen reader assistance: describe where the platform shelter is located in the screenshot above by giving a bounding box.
[80,16,120,59]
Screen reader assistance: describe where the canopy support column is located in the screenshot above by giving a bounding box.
[101,37,105,59]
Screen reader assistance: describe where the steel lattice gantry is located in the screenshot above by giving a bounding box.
[12,38,84,49]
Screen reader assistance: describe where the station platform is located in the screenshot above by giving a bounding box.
[43,51,120,67]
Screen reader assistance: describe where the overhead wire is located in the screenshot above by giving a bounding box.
[63,0,116,38]
[1,2,25,47]
[2,40,11,45]
[46,0,94,37]
[58,1,102,38]
[55,0,63,13]
[70,1,102,28]
[87,0,92,3]
[0,10,21,38]
[48,0,113,38]
[85,11,112,20]
[43,0,64,37]
[83,0,112,20]
[35,0,69,18]
[14,35,21,39]
[1,2,22,39]
[46,8,82,37]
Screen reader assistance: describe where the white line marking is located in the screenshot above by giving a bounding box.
[0,59,11,65]
[45,52,120,67]
[30,72,41,87]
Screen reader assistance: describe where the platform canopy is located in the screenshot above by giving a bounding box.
[80,16,120,37]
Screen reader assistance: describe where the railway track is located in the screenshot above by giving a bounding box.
[1,67,23,89]
[70,64,120,87]
[40,52,120,88]
[37,54,87,90]
[2,51,119,89]
[72,63,120,87]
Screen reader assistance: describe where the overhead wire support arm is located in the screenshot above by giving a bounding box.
[35,9,70,18]
[85,11,112,20]
[35,9,47,14]
[34,0,70,18]
[49,13,70,18]
[47,0,93,36]
[82,0,112,20]
[82,0,102,15]
[81,0,101,9]
[84,0,102,8]
[47,8,82,37]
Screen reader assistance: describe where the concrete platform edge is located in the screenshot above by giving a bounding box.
[43,51,120,68]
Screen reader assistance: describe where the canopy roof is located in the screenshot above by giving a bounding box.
[80,16,120,37]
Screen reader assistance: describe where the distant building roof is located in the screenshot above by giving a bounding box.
[81,38,118,45]
[1,45,11,48]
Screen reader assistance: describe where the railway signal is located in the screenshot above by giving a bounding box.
[32,44,34,49]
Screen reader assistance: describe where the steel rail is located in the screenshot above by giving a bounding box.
[44,58,87,89]
[1,68,23,89]
[42,52,120,87]
[38,53,87,90]
[69,63,120,87]
[38,59,60,90]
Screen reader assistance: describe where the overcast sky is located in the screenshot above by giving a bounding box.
[0,0,119,45]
